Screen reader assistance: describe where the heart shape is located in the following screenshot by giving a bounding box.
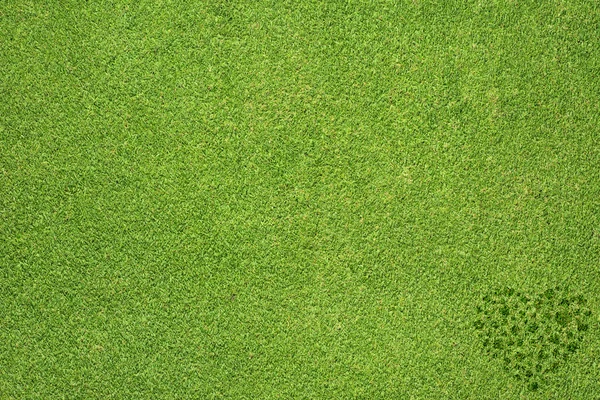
[473,286,593,391]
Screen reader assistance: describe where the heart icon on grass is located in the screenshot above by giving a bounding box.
[473,286,593,391]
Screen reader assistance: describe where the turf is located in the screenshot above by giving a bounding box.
[1,0,600,398]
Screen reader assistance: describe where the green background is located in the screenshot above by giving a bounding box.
[1,0,599,398]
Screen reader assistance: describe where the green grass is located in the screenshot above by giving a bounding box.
[1,0,600,398]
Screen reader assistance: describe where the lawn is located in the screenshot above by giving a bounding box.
[1,0,599,398]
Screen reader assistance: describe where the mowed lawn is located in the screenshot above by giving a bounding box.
[1,1,600,398]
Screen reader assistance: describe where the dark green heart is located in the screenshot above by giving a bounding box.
[473,286,593,391]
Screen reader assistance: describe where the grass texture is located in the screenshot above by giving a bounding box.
[1,1,600,398]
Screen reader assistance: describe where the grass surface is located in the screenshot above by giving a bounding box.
[2,0,600,398]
